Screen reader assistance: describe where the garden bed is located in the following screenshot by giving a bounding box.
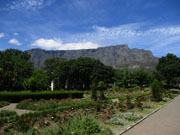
[0,88,179,135]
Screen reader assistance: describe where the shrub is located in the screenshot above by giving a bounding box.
[135,96,144,110]
[151,80,162,100]
[0,110,17,117]
[58,115,112,135]
[118,95,126,102]
[0,101,10,108]
[0,110,18,124]
[126,95,134,109]
[0,91,84,102]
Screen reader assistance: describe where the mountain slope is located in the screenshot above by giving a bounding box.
[26,45,159,71]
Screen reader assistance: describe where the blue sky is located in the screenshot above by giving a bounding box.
[0,0,180,57]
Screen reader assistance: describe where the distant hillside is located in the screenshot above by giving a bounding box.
[26,45,159,71]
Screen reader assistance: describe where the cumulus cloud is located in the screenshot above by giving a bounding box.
[0,33,5,38]
[31,38,99,50]
[8,38,22,46]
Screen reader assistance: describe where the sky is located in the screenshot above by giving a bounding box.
[0,0,180,57]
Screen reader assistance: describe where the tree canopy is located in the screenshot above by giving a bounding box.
[0,49,33,91]
[156,53,180,87]
[44,57,114,90]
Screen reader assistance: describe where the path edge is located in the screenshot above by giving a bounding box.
[118,95,179,135]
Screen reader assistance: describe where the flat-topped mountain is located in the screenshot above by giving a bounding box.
[26,45,159,71]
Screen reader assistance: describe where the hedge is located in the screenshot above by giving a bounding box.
[0,91,84,102]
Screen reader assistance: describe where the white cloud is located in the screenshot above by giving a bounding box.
[67,23,180,56]
[61,42,99,50]
[31,38,62,49]
[4,0,54,10]
[31,38,99,50]
[0,33,5,38]
[8,38,22,46]
[14,32,19,36]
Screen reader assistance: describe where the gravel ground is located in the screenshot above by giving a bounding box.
[0,103,34,115]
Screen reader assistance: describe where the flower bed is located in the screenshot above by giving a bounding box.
[1,88,179,135]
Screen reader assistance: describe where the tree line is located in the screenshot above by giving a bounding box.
[0,49,180,92]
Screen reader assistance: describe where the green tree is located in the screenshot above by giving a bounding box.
[23,69,49,91]
[133,69,150,89]
[151,80,163,101]
[114,67,134,88]
[44,57,67,89]
[91,61,114,84]
[0,49,33,91]
[90,81,98,101]
[156,53,180,88]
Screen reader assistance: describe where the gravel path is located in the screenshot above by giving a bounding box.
[123,95,180,135]
[0,103,34,115]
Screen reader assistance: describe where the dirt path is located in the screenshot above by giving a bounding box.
[123,95,180,135]
[0,103,34,115]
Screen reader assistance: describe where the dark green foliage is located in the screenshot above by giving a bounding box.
[114,68,154,89]
[151,80,162,100]
[23,69,49,91]
[126,95,134,109]
[0,101,10,108]
[0,91,84,102]
[44,57,114,90]
[114,67,134,88]
[0,110,17,117]
[97,81,107,100]
[44,57,68,89]
[133,69,151,89]
[0,49,33,91]
[156,53,180,88]
[95,100,103,112]
[90,81,97,101]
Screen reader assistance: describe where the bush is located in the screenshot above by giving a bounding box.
[58,115,112,135]
[0,101,10,108]
[0,91,84,102]
[0,110,17,117]
[126,95,134,109]
[151,80,162,101]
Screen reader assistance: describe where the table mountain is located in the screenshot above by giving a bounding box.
[26,45,158,71]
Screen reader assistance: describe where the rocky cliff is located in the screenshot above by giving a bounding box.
[26,45,159,71]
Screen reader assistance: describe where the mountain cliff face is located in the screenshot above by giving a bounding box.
[26,45,159,71]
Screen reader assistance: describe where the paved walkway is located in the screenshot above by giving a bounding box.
[0,103,34,115]
[123,95,180,135]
